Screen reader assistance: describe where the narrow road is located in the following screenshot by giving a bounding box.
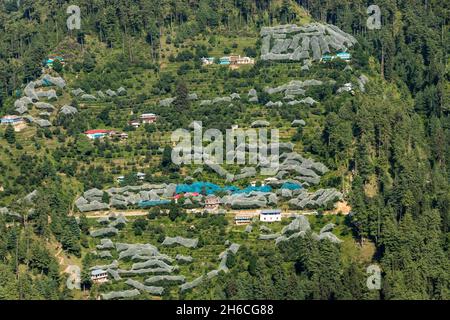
[82,208,320,218]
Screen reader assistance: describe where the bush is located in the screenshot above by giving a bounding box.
[243,47,257,57]
[176,50,194,62]
[177,63,192,75]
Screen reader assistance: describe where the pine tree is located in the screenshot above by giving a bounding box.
[4,125,15,144]
[174,81,189,113]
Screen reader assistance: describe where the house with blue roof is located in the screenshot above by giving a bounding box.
[260,209,282,222]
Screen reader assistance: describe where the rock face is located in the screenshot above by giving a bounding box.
[260,23,357,62]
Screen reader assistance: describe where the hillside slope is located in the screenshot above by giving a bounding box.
[0,0,448,300]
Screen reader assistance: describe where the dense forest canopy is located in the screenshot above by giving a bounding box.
[0,0,448,300]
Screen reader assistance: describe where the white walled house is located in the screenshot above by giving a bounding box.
[91,269,108,284]
[260,209,282,222]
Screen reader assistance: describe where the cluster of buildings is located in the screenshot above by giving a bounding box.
[84,129,128,140]
[201,55,255,68]
[184,194,283,223]
[128,113,157,128]
[234,209,282,225]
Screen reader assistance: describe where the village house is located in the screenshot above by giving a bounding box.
[116,172,145,184]
[321,51,352,63]
[260,209,282,222]
[84,129,111,139]
[140,113,157,124]
[1,115,24,125]
[234,214,254,225]
[201,57,215,65]
[207,55,254,68]
[85,129,128,140]
[136,172,146,181]
[230,55,255,65]
[128,119,141,128]
[1,115,26,132]
[109,131,129,140]
[129,113,157,128]
[204,195,221,212]
[90,269,108,284]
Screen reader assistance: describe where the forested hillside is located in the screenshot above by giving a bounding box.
[0,0,448,300]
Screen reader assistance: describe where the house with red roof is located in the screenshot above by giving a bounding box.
[84,129,112,139]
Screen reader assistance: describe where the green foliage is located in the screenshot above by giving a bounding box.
[82,53,96,73]
[0,0,447,301]
[4,125,15,144]
[52,59,63,73]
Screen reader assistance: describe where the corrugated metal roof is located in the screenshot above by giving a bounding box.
[91,269,107,276]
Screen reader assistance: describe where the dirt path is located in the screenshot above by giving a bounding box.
[84,210,149,218]
[55,247,65,266]
[82,208,320,218]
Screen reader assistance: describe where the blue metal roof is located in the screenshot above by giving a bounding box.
[261,209,281,214]
[91,269,106,276]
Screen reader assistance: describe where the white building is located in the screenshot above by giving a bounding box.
[140,113,157,124]
[260,209,282,222]
[234,214,253,225]
[91,269,108,284]
[136,172,146,180]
